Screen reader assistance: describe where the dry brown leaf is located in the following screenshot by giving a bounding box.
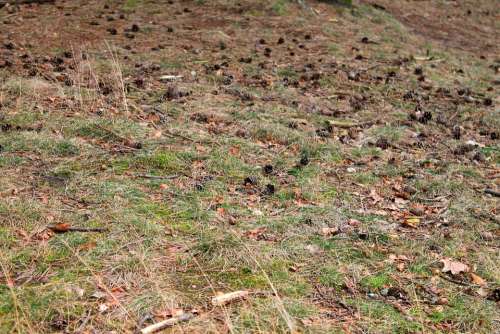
[228,146,240,156]
[320,227,340,237]
[347,218,361,227]
[441,258,470,275]
[244,227,267,240]
[402,217,420,228]
[369,189,383,204]
[49,223,71,233]
[470,273,486,286]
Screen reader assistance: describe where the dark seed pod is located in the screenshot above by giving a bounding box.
[452,125,461,139]
[263,164,273,175]
[244,176,258,186]
[263,184,275,195]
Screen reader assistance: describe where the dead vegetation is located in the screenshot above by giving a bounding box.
[0,0,498,333]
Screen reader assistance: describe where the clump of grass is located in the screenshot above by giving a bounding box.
[360,272,393,290]
[271,0,290,15]
[123,0,141,11]
[135,151,185,172]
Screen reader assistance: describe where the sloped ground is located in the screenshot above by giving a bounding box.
[0,0,498,333]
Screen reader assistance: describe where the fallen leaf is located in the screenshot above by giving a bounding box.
[347,218,362,227]
[470,273,486,286]
[441,258,470,275]
[78,241,97,251]
[402,216,420,228]
[49,223,71,233]
[369,189,383,204]
[228,146,240,156]
[243,227,267,240]
[320,227,340,237]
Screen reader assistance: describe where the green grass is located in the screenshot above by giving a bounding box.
[0,0,498,332]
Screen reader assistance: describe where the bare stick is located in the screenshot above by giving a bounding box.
[48,224,108,233]
[140,313,194,334]
[484,189,500,197]
[134,174,180,180]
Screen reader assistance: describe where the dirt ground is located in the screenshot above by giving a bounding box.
[0,0,498,333]
[360,0,499,55]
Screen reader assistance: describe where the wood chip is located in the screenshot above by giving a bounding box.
[211,291,250,306]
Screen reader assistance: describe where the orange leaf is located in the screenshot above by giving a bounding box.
[50,223,71,233]
[470,273,486,286]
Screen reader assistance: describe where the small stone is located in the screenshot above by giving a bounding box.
[480,231,494,241]
[347,71,359,81]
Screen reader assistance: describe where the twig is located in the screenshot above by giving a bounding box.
[484,189,500,197]
[439,274,471,287]
[163,129,195,142]
[48,225,109,233]
[140,313,194,334]
[64,227,109,232]
[75,310,92,333]
[134,174,180,180]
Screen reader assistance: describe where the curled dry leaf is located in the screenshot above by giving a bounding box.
[49,223,71,233]
[470,273,486,286]
[440,258,469,275]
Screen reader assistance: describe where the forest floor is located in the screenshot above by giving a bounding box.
[0,0,498,333]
